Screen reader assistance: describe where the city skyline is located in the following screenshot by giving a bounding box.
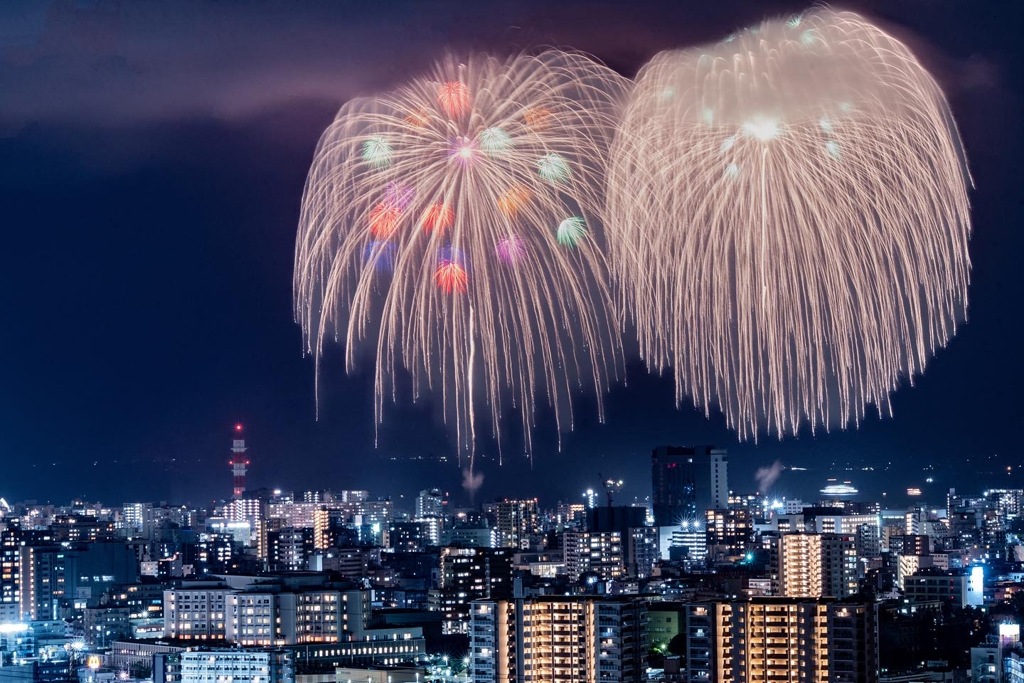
[0,0,1019,505]
[0,422,1022,681]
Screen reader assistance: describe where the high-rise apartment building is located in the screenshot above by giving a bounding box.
[0,526,20,621]
[223,589,359,646]
[13,540,137,620]
[432,547,514,634]
[889,534,931,557]
[442,524,497,549]
[279,590,355,644]
[495,499,540,550]
[777,534,859,598]
[651,446,728,527]
[557,502,587,529]
[585,506,655,579]
[267,527,315,572]
[217,497,265,556]
[266,501,320,530]
[802,509,880,560]
[17,544,64,620]
[51,514,116,543]
[314,496,392,545]
[469,594,647,682]
[416,489,445,519]
[625,526,659,580]
[194,533,236,574]
[562,530,625,583]
[121,503,196,541]
[672,598,877,683]
[312,507,330,550]
[385,521,434,552]
[413,489,446,546]
[706,508,755,560]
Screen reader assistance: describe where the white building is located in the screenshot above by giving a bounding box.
[165,581,369,646]
[156,649,293,683]
[163,584,229,641]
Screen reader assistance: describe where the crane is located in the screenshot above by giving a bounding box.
[598,473,624,507]
[598,473,613,507]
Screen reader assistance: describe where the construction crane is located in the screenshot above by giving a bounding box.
[598,473,625,507]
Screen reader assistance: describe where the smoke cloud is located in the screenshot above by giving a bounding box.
[2,1,974,131]
[462,467,484,499]
[755,460,784,493]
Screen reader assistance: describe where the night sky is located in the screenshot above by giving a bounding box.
[0,0,1020,508]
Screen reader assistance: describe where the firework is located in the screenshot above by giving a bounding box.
[607,9,972,439]
[295,50,627,460]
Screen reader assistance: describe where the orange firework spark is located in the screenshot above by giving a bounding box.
[497,186,531,219]
[523,107,553,131]
[368,202,402,238]
[438,81,470,118]
[403,109,431,128]
[421,202,454,234]
[434,261,468,294]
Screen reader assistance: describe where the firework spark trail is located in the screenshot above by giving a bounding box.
[607,9,972,440]
[295,51,628,470]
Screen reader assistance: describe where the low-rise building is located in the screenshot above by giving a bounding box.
[154,649,293,683]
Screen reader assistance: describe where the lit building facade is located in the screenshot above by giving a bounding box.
[267,527,315,572]
[443,525,497,549]
[706,508,755,560]
[586,507,656,579]
[163,584,229,641]
[266,502,320,530]
[17,544,65,621]
[673,598,878,683]
[0,527,20,621]
[903,570,979,609]
[807,512,880,560]
[155,649,293,683]
[651,446,728,527]
[432,547,514,635]
[469,594,647,682]
[562,530,625,583]
[225,592,279,645]
[626,526,659,580]
[777,534,858,598]
[385,522,433,552]
[415,489,445,519]
[495,500,540,550]
[165,578,380,646]
[83,605,131,646]
[660,520,708,566]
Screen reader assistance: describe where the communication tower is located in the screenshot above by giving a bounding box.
[229,424,249,499]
